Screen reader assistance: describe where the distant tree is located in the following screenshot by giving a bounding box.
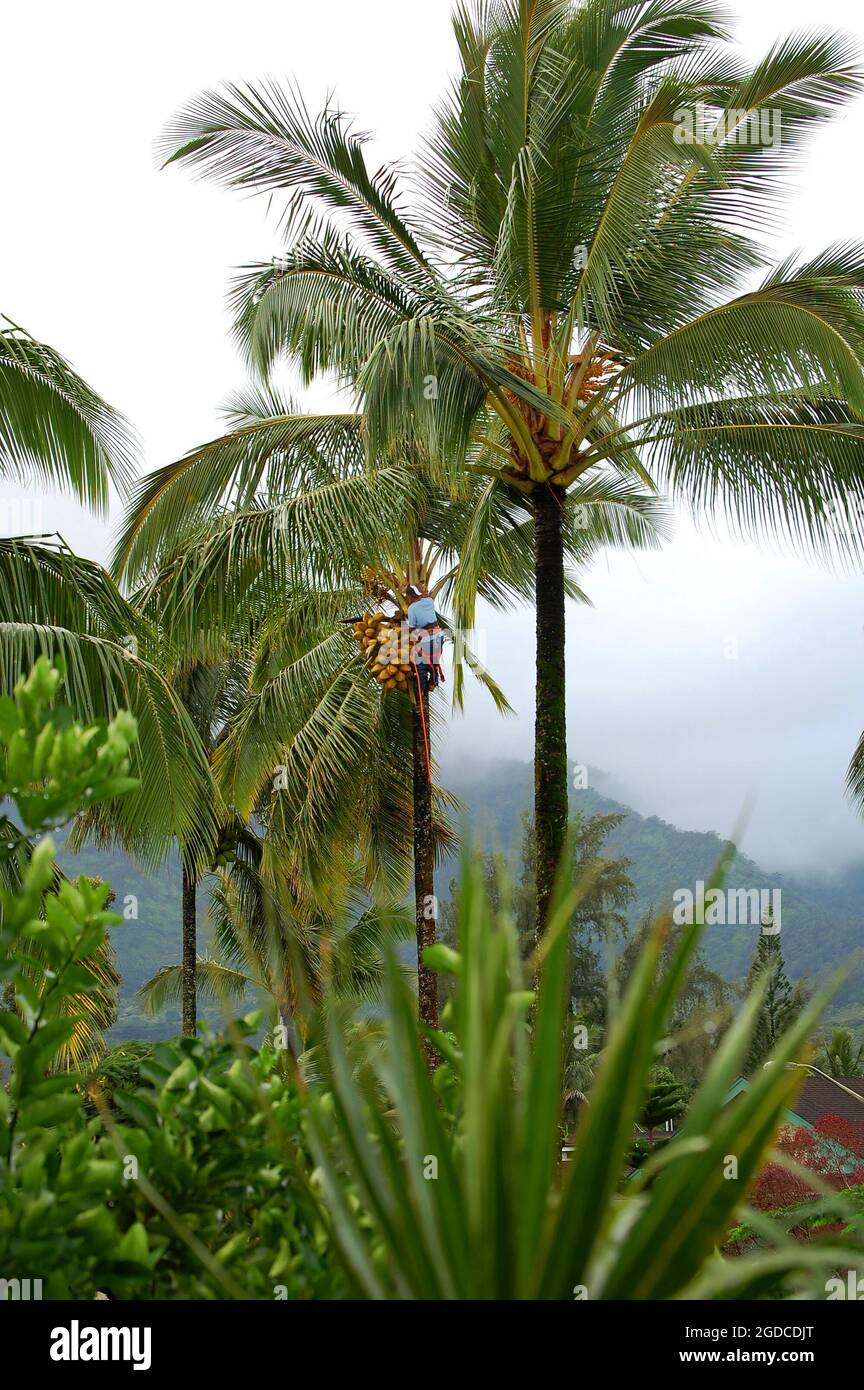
[750,1114,864,1214]
[618,910,732,1088]
[563,1018,603,1134]
[627,1064,689,1169]
[640,1065,689,1147]
[744,933,807,1074]
[821,1027,864,1078]
[139,824,408,1058]
[516,810,635,1019]
[812,1113,864,1188]
[749,1127,821,1214]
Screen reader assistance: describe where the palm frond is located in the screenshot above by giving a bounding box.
[0,538,219,867]
[112,408,365,584]
[0,319,135,510]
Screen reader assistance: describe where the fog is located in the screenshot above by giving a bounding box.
[444,520,864,874]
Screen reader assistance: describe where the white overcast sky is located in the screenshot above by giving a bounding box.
[3,0,864,875]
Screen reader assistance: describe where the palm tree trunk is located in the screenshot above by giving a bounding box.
[277,1003,300,1072]
[412,691,438,1061]
[533,484,568,937]
[181,856,197,1037]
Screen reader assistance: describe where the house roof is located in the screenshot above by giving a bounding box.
[791,1076,864,1128]
[725,1074,864,1129]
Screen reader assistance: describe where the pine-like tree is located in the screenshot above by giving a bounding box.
[640,1066,689,1146]
[744,933,806,1074]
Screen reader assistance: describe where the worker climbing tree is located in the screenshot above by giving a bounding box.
[343,510,518,1060]
[349,556,449,1061]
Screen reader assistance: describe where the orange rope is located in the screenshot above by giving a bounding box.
[413,662,432,781]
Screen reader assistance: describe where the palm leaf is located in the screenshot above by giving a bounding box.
[0,319,135,510]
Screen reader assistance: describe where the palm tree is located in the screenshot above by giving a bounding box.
[341,538,510,1044]
[0,317,134,510]
[846,731,864,817]
[0,319,135,1056]
[121,441,521,1040]
[0,537,218,862]
[139,822,412,1060]
[161,659,248,1037]
[153,2,864,930]
[821,1026,864,1079]
[112,387,662,1035]
[0,538,224,1047]
[0,528,408,1041]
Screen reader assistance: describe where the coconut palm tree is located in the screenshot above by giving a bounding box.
[151,659,248,1037]
[821,1026,864,1079]
[151,1,864,930]
[124,444,522,1042]
[0,537,218,864]
[340,539,511,1046]
[139,822,413,1061]
[0,524,424,1041]
[0,317,134,510]
[113,386,663,1035]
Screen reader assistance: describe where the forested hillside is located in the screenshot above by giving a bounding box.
[439,757,864,1010]
[62,755,864,1043]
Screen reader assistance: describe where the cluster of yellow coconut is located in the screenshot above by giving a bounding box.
[353,611,414,694]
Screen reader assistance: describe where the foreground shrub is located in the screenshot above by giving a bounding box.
[0,660,337,1299]
[308,858,864,1299]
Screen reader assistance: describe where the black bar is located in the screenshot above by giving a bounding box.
[1,1297,858,1376]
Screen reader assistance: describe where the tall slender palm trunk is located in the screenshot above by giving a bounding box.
[181,856,197,1037]
[412,691,438,1064]
[533,484,568,936]
[277,1002,300,1076]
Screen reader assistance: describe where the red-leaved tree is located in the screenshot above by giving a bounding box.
[750,1114,864,1217]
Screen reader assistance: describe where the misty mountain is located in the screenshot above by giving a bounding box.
[438,755,864,1011]
[62,756,864,1043]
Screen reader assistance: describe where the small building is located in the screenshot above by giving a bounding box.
[724,1073,864,1130]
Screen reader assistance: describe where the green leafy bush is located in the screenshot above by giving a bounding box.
[83,1041,154,1115]
[0,660,338,1299]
